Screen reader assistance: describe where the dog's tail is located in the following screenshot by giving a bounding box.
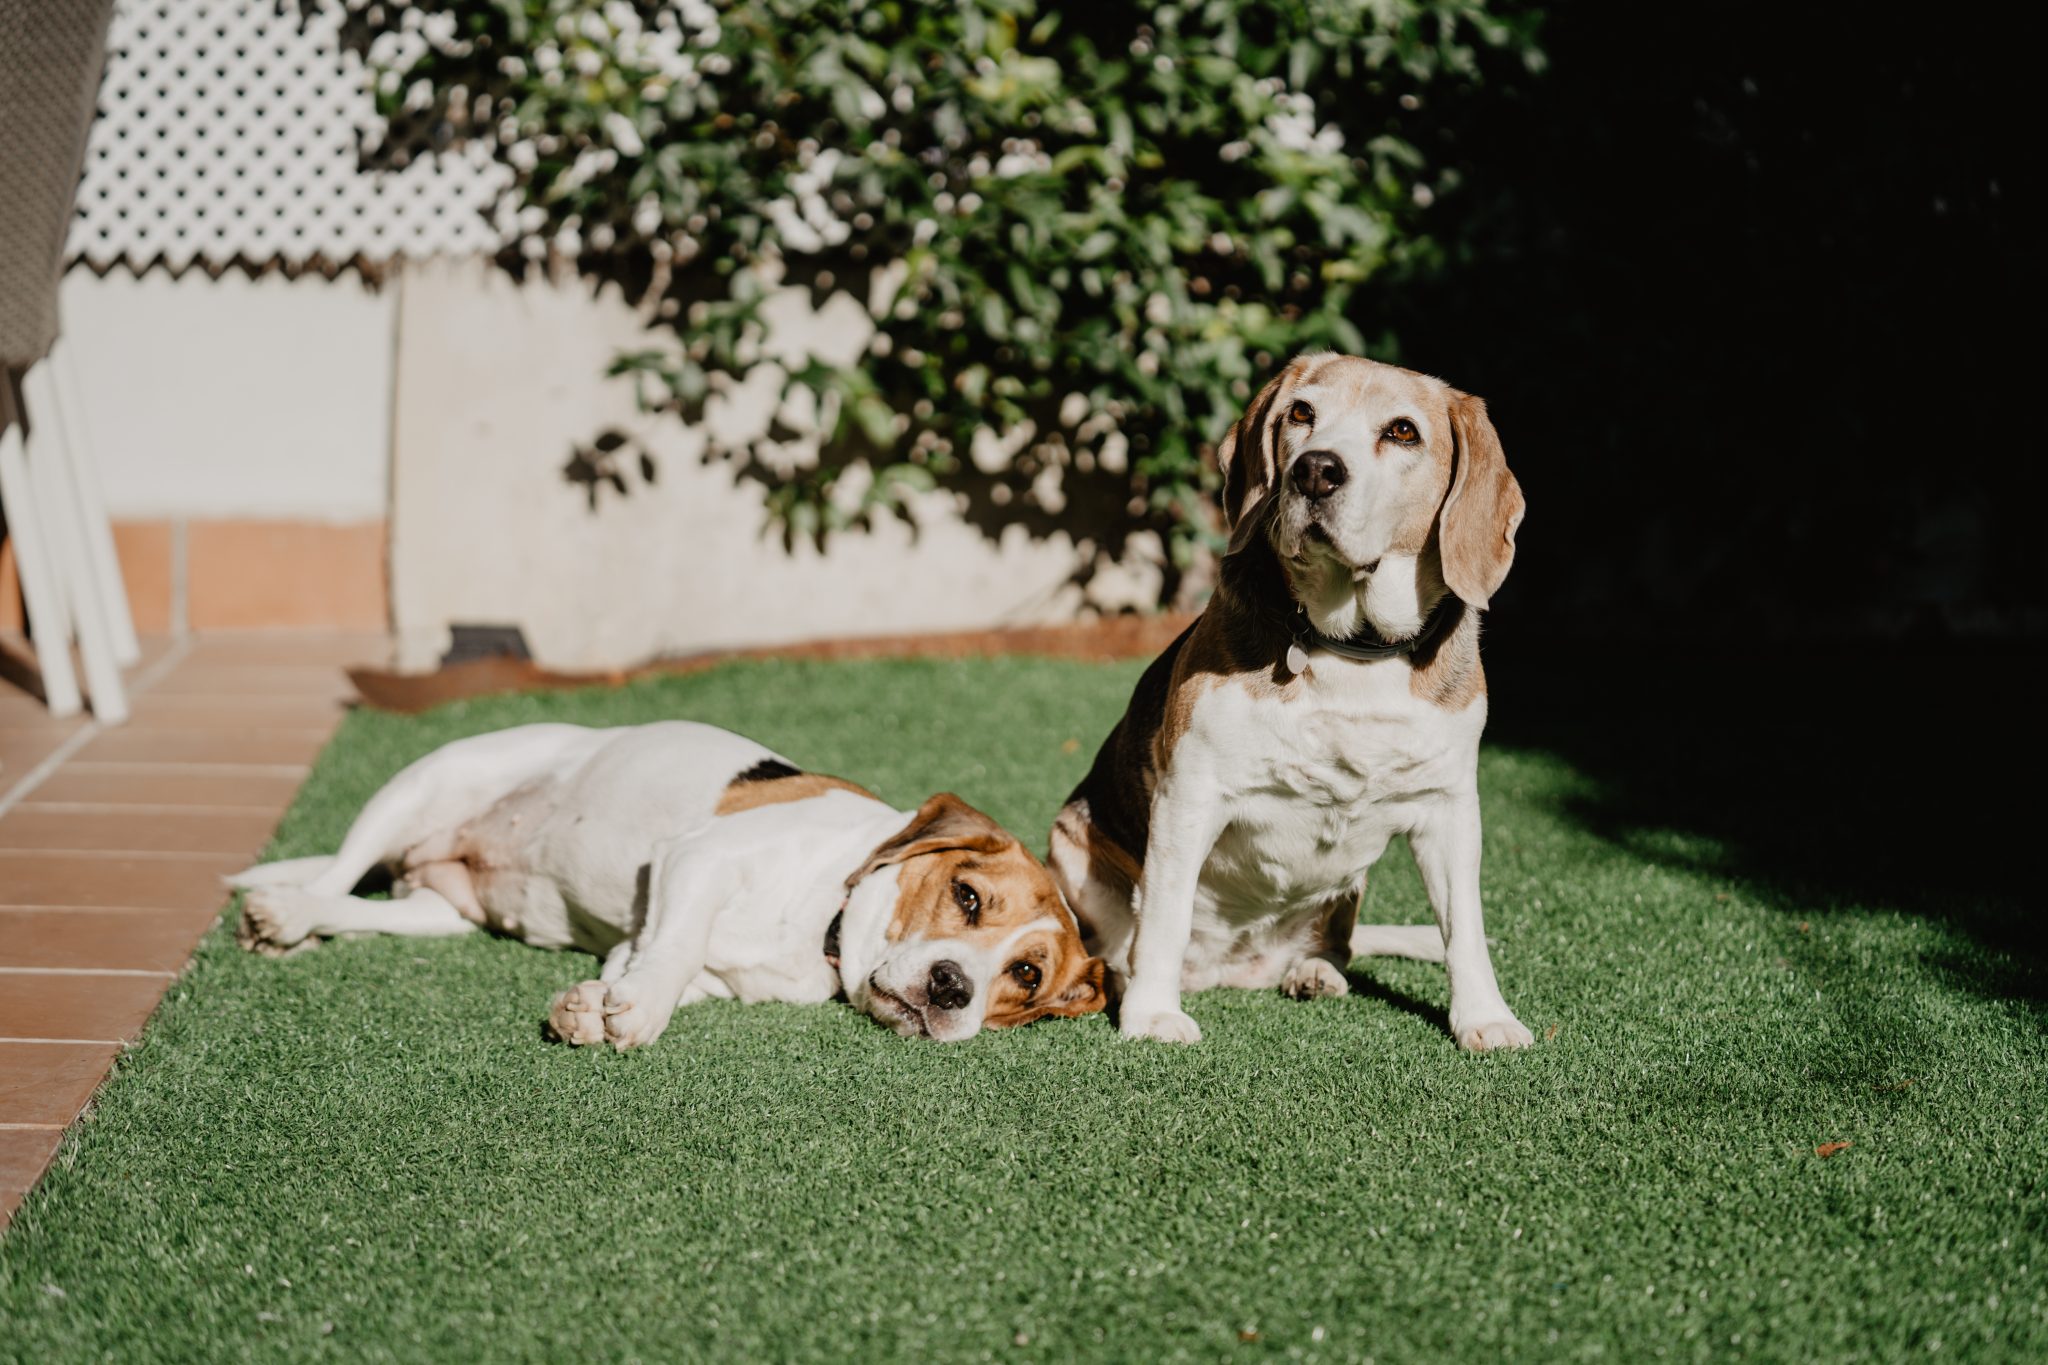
[224,855,338,892]
[1350,923,1447,963]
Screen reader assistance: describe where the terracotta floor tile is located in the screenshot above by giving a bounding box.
[0,909,217,971]
[126,635,184,673]
[0,851,242,911]
[0,972,171,1043]
[1,1128,64,1222]
[0,693,76,727]
[74,728,332,767]
[0,1040,122,1127]
[126,693,347,730]
[31,766,309,809]
[0,807,282,856]
[186,631,391,668]
[148,663,358,701]
[0,728,77,777]
[0,630,377,1230]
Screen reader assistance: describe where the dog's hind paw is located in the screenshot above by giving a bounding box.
[1281,958,1349,1001]
[545,980,610,1047]
[236,888,318,957]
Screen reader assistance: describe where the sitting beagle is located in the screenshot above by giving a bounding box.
[1049,353,1533,1051]
[232,721,1107,1046]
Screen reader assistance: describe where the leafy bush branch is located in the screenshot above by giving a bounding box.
[347,0,1541,592]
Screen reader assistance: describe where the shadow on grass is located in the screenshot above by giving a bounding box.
[1481,631,2044,1014]
[1341,968,1450,1037]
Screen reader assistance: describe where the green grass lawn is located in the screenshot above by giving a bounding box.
[2,657,2042,1362]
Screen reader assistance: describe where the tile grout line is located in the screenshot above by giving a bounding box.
[0,637,195,823]
[0,851,264,860]
[0,967,178,978]
[0,850,254,862]
[0,1037,128,1046]
[0,905,234,914]
[55,762,312,776]
[13,802,281,815]
[0,855,251,863]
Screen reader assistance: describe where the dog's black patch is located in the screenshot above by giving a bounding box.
[733,758,802,784]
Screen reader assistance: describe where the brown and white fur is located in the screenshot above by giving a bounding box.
[231,721,1106,1046]
[1049,353,1532,1051]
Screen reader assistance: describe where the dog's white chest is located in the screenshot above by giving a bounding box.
[1190,660,1481,924]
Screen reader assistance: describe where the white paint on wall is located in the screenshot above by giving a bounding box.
[386,257,1116,671]
[57,268,394,521]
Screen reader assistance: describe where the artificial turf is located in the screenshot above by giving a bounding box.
[0,656,2041,1362]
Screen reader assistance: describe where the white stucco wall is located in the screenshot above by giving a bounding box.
[387,257,1131,670]
[51,258,1152,664]
[56,268,393,521]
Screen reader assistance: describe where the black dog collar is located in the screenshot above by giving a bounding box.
[1288,594,1459,669]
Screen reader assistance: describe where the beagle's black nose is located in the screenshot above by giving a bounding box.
[1290,449,1348,500]
[927,960,973,1012]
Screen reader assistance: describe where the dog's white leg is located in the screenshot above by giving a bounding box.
[224,855,339,892]
[1348,924,1449,962]
[300,770,465,896]
[1119,782,1226,1044]
[1408,795,1532,1052]
[236,886,478,956]
[595,837,734,1050]
[282,726,598,897]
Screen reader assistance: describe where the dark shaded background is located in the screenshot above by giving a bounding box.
[1378,1,2038,640]
[1364,3,2039,967]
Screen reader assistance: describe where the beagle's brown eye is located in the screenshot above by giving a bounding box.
[951,879,980,923]
[1384,418,1420,443]
[1286,399,1316,427]
[1010,961,1041,993]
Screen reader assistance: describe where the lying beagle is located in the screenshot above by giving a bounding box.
[1050,353,1533,1051]
[232,721,1107,1046]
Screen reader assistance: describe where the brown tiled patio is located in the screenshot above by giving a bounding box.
[0,630,380,1231]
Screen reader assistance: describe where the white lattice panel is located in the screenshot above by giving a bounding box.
[66,0,511,274]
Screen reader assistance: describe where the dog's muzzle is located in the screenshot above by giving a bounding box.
[1290,449,1348,501]
[926,959,972,1012]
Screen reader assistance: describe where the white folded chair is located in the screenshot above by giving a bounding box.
[0,0,132,723]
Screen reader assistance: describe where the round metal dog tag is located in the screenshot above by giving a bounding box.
[1286,643,1309,675]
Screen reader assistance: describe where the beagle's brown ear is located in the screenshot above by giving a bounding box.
[1218,356,1315,557]
[1437,391,1526,609]
[1046,955,1109,1018]
[845,793,1011,889]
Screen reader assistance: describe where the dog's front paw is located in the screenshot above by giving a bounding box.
[545,980,609,1046]
[236,888,318,957]
[600,976,678,1051]
[1455,1013,1535,1053]
[1281,958,1349,1001]
[1120,1006,1203,1044]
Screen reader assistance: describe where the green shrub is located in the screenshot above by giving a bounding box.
[349,0,1541,591]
